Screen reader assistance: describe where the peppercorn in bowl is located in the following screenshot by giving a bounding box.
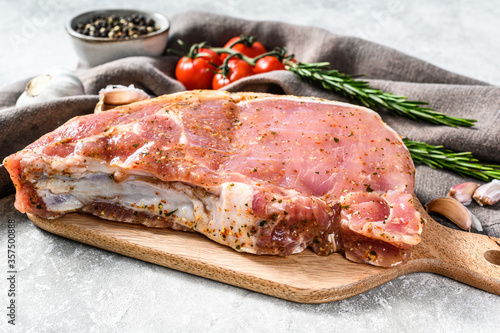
[66,9,169,67]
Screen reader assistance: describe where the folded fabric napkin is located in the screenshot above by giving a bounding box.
[1,11,498,235]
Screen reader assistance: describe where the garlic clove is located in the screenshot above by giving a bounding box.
[447,182,480,205]
[99,85,150,105]
[94,100,104,114]
[469,211,483,232]
[426,197,483,231]
[473,179,500,206]
[95,85,150,114]
[94,101,118,114]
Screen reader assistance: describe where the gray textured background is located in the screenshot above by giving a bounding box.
[1,0,499,332]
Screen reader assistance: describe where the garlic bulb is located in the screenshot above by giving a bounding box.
[16,68,84,107]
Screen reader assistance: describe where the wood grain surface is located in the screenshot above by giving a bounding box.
[27,198,500,303]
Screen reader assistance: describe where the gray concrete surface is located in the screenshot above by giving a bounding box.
[1,0,500,332]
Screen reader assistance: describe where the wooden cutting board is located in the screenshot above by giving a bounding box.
[27,198,500,303]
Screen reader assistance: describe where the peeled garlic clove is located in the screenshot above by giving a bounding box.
[99,84,149,105]
[473,179,500,206]
[426,197,482,231]
[447,182,480,205]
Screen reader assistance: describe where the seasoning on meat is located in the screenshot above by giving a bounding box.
[3,90,422,267]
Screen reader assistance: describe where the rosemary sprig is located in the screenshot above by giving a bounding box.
[285,61,476,128]
[403,139,500,181]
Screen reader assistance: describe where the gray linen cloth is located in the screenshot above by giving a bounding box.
[1,11,498,235]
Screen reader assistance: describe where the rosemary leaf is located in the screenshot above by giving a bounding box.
[403,139,500,181]
[286,61,477,128]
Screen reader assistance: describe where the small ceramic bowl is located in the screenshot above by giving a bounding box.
[66,9,169,67]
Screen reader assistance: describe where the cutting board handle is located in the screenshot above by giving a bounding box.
[408,213,500,295]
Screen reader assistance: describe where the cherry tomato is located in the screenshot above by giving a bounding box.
[175,48,222,90]
[254,56,286,74]
[197,48,222,66]
[221,37,267,60]
[212,58,254,90]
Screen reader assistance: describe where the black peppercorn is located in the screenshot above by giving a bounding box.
[74,14,159,40]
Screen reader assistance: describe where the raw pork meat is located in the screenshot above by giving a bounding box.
[3,90,422,267]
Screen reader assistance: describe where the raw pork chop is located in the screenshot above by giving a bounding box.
[3,90,422,267]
